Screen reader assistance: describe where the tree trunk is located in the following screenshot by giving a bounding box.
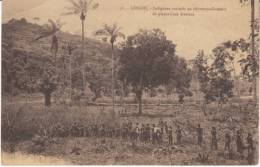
[69,52,72,104]
[44,92,51,107]
[111,43,115,114]
[81,14,85,91]
[123,78,127,113]
[251,0,257,101]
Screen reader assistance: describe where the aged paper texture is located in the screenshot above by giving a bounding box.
[2,0,259,165]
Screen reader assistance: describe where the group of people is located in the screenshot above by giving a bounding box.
[51,119,255,163]
[52,119,182,145]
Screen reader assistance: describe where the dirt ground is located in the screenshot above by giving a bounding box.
[1,101,259,165]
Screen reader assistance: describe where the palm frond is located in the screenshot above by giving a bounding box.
[95,23,125,44]
[79,0,85,10]
[64,6,81,14]
[56,18,66,29]
[62,11,79,15]
[48,19,57,31]
[33,32,54,41]
[68,0,81,10]
[104,24,114,35]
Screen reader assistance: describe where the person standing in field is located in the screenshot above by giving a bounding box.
[197,124,203,146]
[176,125,182,145]
[168,126,173,145]
[247,133,254,164]
[145,123,151,143]
[152,124,156,144]
[236,129,244,158]
[211,127,218,150]
[224,132,231,151]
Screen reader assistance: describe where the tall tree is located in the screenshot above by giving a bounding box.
[240,0,258,101]
[94,24,125,113]
[195,47,234,111]
[167,57,193,104]
[194,50,210,114]
[118,29,177,114]
[63,0,99,91]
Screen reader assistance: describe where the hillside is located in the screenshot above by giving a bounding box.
[2,18,116,99]
[2,18,113,59]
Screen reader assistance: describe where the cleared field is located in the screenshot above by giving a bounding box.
[1,99,258,165]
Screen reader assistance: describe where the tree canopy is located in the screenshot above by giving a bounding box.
[119,28,192,113]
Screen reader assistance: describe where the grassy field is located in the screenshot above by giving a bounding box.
[1,98,259,165]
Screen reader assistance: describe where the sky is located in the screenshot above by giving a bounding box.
[3,0,259,60]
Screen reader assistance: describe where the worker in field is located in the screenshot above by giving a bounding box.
[152,124,156,144]
[164,121,168,134]
[236,129,244,158]
[100,124,105,137]
[158,119,164,134]
[145,123,151,143]
[134,123,140,141]
[131,123,136,140]
[168,126,173,145]
[128,121,133,140]
[122,123,127,139]
[93,124,98,137]
[211,127,218,150]
[71,122,79,137]
[140,124,145,142]
[224,132,231,150]
[176,125,182,145]
[247,133,254,164]
[197,124,203,146]
[78,124,84,137]
[115,124,121,138]
[155,125,162,144]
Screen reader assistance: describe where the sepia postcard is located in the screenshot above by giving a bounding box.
[1,0,259,165]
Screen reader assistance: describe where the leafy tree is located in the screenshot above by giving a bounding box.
[209,46,234,105]
[167,57,193,103]
[94,23,125,112]
[222,37,259,90]
[194,48,234,110]
[118,29,177,114]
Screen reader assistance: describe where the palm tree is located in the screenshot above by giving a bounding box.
[33,19,64,60]
[94,24,125,113]
[63,0,99,90]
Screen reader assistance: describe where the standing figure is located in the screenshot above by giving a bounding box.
[168,126,173,145]
[140,124,145,142]
[145,124,151,143]
[135,123,140,141]
[236,129,244,157]
[152,124,156,144]
[164,121,168,134]
[211,127,218,150]
[197,124,203,146]
[156,129,162,144]
[247,133,254,164]
[224,132,231,150]
[159,119,164,134]
[176,125,182,145]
